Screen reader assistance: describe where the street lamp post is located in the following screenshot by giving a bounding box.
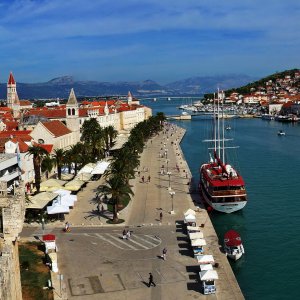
[41,217,45,235]
[169,190,175,214]
[166,159,170,172]
[167,171,172,190]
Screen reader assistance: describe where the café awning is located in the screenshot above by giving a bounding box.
[91,161,110,175]
[26,192,58,209]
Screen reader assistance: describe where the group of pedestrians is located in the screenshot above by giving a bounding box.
[147,247,168,288]
[141,175,151,183]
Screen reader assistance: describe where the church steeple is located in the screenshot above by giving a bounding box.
[127,91,133,104]
[67,88,78,106]
[7,72,19,109]
[66,88,80,142]
[7,72,20,118]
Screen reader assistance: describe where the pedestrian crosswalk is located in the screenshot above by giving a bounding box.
[89,233,162,250]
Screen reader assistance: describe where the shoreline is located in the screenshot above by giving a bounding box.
[161,123,245,299]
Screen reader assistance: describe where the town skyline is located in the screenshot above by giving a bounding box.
[0,0,299,84]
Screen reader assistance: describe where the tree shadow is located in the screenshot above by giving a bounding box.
[83,209,112,221]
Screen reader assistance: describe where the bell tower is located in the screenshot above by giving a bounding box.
[66,88,80,142]
[7,72,20,118]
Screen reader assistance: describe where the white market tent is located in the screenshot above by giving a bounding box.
[47,205,70,214]
[48,252,58,273]
[187,226,202,232]
[184,209,196,216]
[40,179,66,192]
[196,255,215,264]
[53,189,71,197]
[52,196,75,208]
[200,264,213,272]
[91,161,110,175]
[26,192,58,209]
[191,238,207,247]
[74,173,93,182]
[189,232,204,240]
[78,163,96,175]
[184,213,196,223]
[60,173,75,181]
[199,270,219,281]
[64,179,85,191]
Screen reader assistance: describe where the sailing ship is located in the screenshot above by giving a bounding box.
[199,91,247,213]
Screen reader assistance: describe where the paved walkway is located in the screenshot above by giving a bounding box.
[22,123,244,300]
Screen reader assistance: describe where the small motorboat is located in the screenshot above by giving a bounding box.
[225,125,231,130]
[278,130,285,136]
[224,230,244,260]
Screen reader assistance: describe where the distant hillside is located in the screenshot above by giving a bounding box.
[165,74,256,95]
[0,76,170,99]
[0,74,256,99]
[204,69,300,99]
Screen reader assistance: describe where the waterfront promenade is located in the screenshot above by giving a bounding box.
[22,124,244,300]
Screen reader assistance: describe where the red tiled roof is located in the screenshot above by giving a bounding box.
[0,107,12,112]
[26,108,66,118]
[282,101,293,108]
[8,72,15,84]
[32,142,53,154]
[11,137,29,152]
[20,100,32,106]
[0,130,31,137]
[3,120,18,130]
[40,144,53,153]
[42,120,71,137]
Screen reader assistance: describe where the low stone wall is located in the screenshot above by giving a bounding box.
[0,182,25,300]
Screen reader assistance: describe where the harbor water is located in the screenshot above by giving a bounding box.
[142,98,300,300]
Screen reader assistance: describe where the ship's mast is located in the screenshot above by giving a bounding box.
[217,89,221,158]
[222,91,225,163]
[213,93,217,153]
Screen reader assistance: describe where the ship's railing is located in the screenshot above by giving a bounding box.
[211,190,246,196]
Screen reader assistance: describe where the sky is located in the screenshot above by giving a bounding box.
[0,0,299,84]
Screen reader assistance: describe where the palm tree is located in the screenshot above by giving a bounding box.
[26,145,48,193]
[65,142,83,175]
[81,118,104,160]
[41,154,54,179]
[99,174,133,223]
[106,125,118,148]
[52,148,66,180]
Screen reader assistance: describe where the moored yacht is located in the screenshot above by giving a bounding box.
[224,230,245,260]
[199,91,247,213]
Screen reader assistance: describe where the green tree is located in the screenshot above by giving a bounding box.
[41,154,54,179]
[99,175,133,223]
[81,118,104,160]
[26,145,48,193]
[52,148,66,180]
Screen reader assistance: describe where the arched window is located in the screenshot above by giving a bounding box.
[68,108,71,115]
[72,108,75,115]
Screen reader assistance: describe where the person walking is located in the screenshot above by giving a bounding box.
[122,229,127,239]
[159,212,163,222]
[148,273,156,287]
[126,230,131,239]
[148,175,151,183]
[161,247,167,260]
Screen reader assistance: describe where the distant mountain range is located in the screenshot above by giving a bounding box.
[0,74,257,99]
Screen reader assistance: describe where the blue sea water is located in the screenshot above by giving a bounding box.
[143,98,300,300]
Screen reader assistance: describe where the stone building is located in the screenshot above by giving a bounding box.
[0,181,25,300]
